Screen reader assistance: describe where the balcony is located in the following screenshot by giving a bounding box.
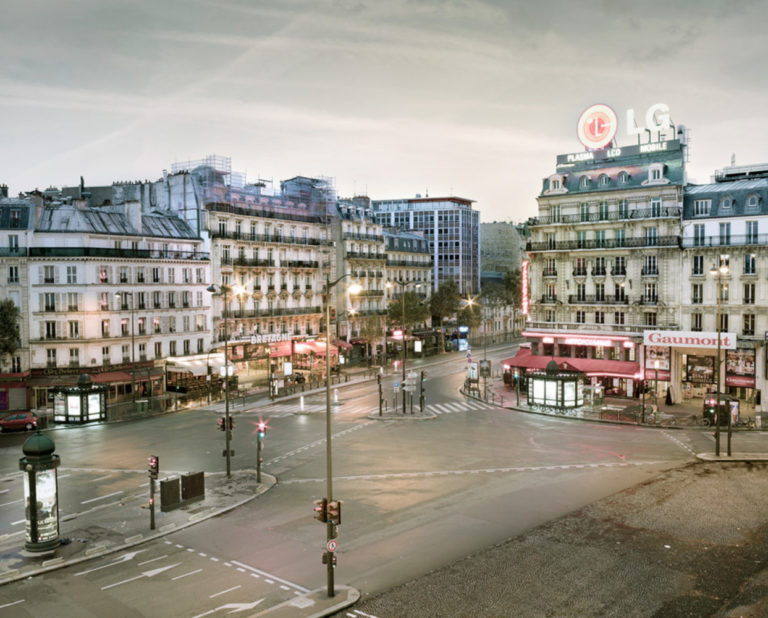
[284,260,319,269]
[230,257,275,267]
[343,232,385,242]
[639,296,659,305]
[539,295,558,304]
[528,236,679,252]
[359,290,384,297]
[572,268,587,277]
[567,295,629,305]
[611,267,626,276]
[227,306,322,318]
[28,247,210,261]
[641,267,659,276]
[346,251,386,261]
[542,269,557,278]
[591,268,607,277]
[528,205,682,226]
[682,234,767,249]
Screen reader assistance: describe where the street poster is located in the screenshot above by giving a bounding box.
[686,355,714,384]
[726,348,755,387]
[645,345,670,380]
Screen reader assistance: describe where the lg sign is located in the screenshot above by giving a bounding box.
[577,103,672,150]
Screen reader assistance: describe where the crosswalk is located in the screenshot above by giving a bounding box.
[427,401,496,414]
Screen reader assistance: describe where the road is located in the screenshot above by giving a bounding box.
[1,344,762,616]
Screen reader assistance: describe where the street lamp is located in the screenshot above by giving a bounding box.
[115,291,136,413]
[207,283,244,477]
[654,360,660,410]
[322,273,360,597]
[386,280,422,414]
[710,263,730,457]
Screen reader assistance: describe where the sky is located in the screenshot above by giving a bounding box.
[2,0,768,223]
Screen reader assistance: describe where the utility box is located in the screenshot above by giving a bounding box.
[181,472,205,504]
[160,478,182,512]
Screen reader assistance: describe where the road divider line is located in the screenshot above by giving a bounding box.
[81,490,124,505]
[210,585,241,598]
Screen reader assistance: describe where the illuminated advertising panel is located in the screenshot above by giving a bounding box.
[645,346,670,381]
[686,355,714,384]
[521,260,529,316]
[644,330,736,350]
[577,104,618,150]
[726,349,756,387]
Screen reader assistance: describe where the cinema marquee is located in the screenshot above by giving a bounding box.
[643,330,736,350]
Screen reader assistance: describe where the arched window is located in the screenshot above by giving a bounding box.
[579,176,590,189]
[618,171,630,184]
[598,174,610,186]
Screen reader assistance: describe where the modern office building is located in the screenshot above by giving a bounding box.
[372,195,479,295]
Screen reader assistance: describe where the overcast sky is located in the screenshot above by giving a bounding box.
[2,0,767,222]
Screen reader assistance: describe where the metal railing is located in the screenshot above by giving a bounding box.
[528,206,682,226]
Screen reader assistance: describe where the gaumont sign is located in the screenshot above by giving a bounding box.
[643,330,736,350]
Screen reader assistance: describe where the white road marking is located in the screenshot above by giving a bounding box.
[81,490,124,505]
[192,599,263,618]
[210,585,241,598]
[10,519,25,525]
[230,560,309,593]
[172,568,202,580]
[138,555,168,566]
[76,550,145,576]
[0,498,23,508]
[101,563,181,590]
[0,599,24,609]
[92,474,112,482]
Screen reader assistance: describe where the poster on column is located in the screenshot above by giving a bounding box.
[645,346,670,380]
[726,348,755,387]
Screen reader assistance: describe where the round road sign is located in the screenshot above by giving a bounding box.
[327,539,338,552]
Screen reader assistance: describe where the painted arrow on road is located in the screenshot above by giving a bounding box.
[101,562,181,590]
[75,550,146,576]
[192,599,264,617]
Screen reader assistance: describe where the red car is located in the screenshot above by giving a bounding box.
[0,412,38,432]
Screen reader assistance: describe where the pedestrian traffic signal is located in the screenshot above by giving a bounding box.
[257,420,266,439]
[217,417,225,431]
[327,500,342,525]
[313,498,328,523]
[148,454,159,479]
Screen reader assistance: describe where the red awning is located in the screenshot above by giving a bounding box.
[502,348,640,379]
[90,371,133,384]
[332,339,353,350]
[269,340,293,358]
[294,341,337,356]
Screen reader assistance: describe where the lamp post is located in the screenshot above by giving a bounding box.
[322,273,361,598]
[710,263,730,457]
[654,360,660,410]
[207,283,242,478]
[386,280,422,414]
[115,291,136,413]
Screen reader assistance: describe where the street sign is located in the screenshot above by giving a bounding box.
[467,362,479,381]
[479,359,491,377]
[327,539,337,552]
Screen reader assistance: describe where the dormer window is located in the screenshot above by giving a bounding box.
[618,171,630,184]
[721,196,733,210]
[746,194,760,210]
[551,179,560,190]
[598,174,609,186]
[651,167,662,181]
[693,199,711,216]
[644,163,667,185]
[579,176,590,189]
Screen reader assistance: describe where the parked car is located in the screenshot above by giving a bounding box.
[0,411,38,432]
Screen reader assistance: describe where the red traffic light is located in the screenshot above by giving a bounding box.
[313,498,328,523]
[148,455,159,478]
[327,500,342,525]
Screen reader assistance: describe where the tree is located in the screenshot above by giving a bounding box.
[359,315,386,361]
[429,279,461,353]
[387,291,430,333]
[0,299,20,363]
[458,302,482,329]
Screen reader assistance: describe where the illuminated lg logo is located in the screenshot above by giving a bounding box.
[576,104,618,150]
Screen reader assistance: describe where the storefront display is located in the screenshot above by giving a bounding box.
[686,355,714,384]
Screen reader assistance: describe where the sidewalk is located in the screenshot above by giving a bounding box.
[470,376,762,430]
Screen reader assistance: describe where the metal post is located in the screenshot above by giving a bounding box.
[401,283,406,414]
[256,435,262,483]
[715,272,721,457]
[130,292,136,413]
[378,375,383,416]
[149,477,156,530]
[224,288,232,477]
[324,275,335,598]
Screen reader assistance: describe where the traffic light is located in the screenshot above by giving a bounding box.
[327,500,342,525]
[217,417,225,431]
[313,498,328,523]
[227,416,235,430]
[257,420,266,439]
[148,454,159,479]
[330,307,337,321]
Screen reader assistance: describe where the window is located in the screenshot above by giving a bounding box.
[720,313,729,332]
[693,199,711,216]
[8,266,18,283]
[595,311,605,324]
[170,341,177,356]
[645,227,658,246]
[643,255,658,275]
[719,222,731,246]
[119,266,128,284]
[99,267,108,284]
[153,317,161,333]
[598,202,608,220]
[153,291,161,308]
[69,348,79,367]
[746,220,758,244]
[594,257,606,275]
[46,349,56,368]
[595,230,606,247]
[154,342,162,359]
[122,344,129,363]
[692,312,702,332]
[44,265,55,284]
[550,178,560,190]
[744,283,755,304]
[719,254,730,270]
[645,312,657,326]
[613,256,626,276]
[650,198,661,217]
[545,310,555,322]
[645,283,657,303]
[218,219,227,235]
[102,346,110,365]
[618,200,628,219]
[744,254,756,275]
[576,283,586,301]
[121,318,129,336]
[598,174,609,186]
[138,317,146,335]
[743,313,755,336]
[719,283,729,303]
[746,194,760,210]
[618,171,629,184]
[580,203,589,221]
[168,292,176,308]
[139,343,146,361]
[692,283,703,304]
[68,321,79,339]
[546,233,556,250]
[574,258,586,276]
[183,339,190,355]
[9,235,19,252]
[576,310,586,323]
[152,267,160,283]
[11,356,21,372]
[693,224,705,247]
[614,311,625,325]
[595,283,605,302]
[66,266,77,284]
[169,316,176,333]
[576,231,586,249]
[137,267,145,283]
[721,197,733,210]
[692,255,704,276]
[44,293,56,312]
[579,176,589,189]
[101,319,110,337]
[615,283,625,301]
[45,322,56,339]
[649,165,663,181]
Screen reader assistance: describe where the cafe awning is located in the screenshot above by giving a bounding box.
[502,348,640,379]
[166,353,235,377]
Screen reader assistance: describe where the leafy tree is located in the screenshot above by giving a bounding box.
[458,302,482,329]
[0,299,20,363]
[429,279,461,353]
[359,315,385,360]
[387,291,430,332]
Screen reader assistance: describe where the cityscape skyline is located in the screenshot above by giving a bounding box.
[2,1,768,222]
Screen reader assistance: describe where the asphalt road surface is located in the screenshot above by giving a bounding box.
[0,344,750,616]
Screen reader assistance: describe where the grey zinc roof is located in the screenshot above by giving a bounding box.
[683,178,768,218]
[35,203,198,238]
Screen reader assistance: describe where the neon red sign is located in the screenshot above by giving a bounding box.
[577,104,617,150]
[521,260,529,316]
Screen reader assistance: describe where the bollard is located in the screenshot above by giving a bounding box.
[300,395,305,411]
